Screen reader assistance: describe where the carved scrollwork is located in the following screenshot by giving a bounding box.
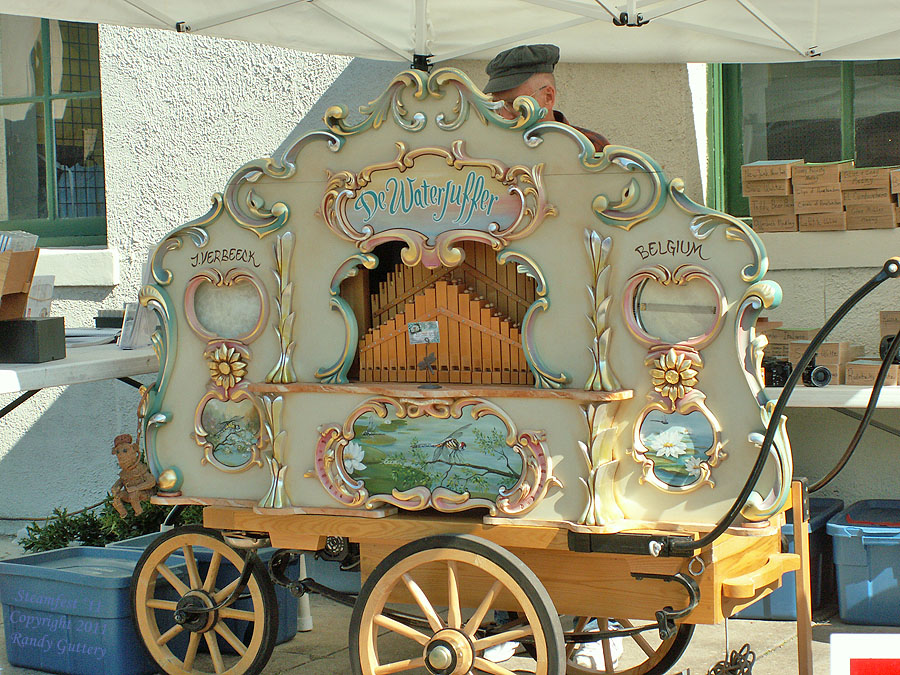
[266,232,298,384]
[138,284,176,475]
[193,385,266,474]
[584,229,621,391]
[151,194,222,286]
[577,403,625,527]
[314,396,560,515]
[259,395,291,509]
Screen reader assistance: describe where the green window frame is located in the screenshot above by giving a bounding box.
[0,18,106,247]
[708,61,892,218]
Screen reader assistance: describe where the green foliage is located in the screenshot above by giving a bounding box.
[20,497,203,552]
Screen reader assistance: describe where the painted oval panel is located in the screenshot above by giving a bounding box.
[638,410,714,488]
[200,398,261,468]
[193,281,262,339]
[634,277,720,345]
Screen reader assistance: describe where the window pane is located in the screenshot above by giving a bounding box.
[55,21,100,94]
[0,102,47,220]
[55,96,104,218]
[0,14,44,98]
[854,60,900,167]
[741,62,842,164]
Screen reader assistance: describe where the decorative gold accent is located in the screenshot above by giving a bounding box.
[735,280,783,404]
[577,403,625,527]
[742,402,793,521]
[259,395,291,509]
[157,468,180,493]
[266,232,297,384]
[318,141,555,266]
[584,229,621,391]
[649,347,702,404]
[315,396,560,515]
[138,284,176,475]
[183,267,269,344]
[205,343,248,392]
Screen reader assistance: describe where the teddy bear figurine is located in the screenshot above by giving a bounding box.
[110,433,157,517]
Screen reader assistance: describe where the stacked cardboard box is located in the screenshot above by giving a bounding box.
[788,340,865,384]
[841,166,899,230]
[881,310,900,339]
[762,327,818,361]
[792,160,853,231]
[742,160,801,232]
[846,359,900,386]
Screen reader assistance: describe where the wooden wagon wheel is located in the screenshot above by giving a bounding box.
[565,617,694,675]
[349,534,565,675]
[130,525,278,675]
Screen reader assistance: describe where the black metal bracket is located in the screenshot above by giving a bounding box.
[631,572,700,640]
[612,11,649,26]
[567,530,696,557]
[411,53,433,72]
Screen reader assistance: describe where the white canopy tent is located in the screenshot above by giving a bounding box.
[0,0,898,64]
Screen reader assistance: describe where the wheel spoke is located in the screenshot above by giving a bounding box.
[447,560,461,629]
[401,573,444,632]
[600,618,614,674]
[204,551,223,593]
[183,632,201,671]
[219,607,257,622]
[156,562,190,596]
[205,631,226,674]
[214,620,248,656]
[473,657,519,675]
[213,577,241,603]
[617,618,656,657]
[474,625,534,651]
[464,580,502,637]
[568,616,590,657]
[373,656,426,674]
[182,544,202,589]
[155,623,183,646]
[373,613,430,646]
[146,599,178,611]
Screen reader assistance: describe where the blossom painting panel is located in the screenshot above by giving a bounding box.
[200,398,260,468]
[638,410,714,488]
[346,410,524,501]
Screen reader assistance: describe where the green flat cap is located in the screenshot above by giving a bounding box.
[484,44,560,94]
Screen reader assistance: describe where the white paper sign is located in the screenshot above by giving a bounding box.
[407,321,440,344]
[831,633,900,674]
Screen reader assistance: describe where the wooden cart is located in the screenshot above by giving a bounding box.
[128,66,803,675]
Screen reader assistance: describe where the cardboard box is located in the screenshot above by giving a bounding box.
[769,328,820,342]
[0,248,39,320]
[749,195,795,216]
[880,311,900,338]
[793,184,843,214]
[742,160,804,182]
[791,160,854,186]
[799,212,846,231]
[841,188,893,206]
[841,167,893,190]
[764,341,791,360]
[752,214,798,232]
[742,178,793,197]
[846,203,897,230]
[788,340,864,365]
[845,359,900,386]
[891,169,900,194]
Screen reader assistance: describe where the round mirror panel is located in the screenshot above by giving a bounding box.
[193,280,262,340]
[633,277,719,345]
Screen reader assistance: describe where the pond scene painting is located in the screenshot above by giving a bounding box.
[638,409,714,488]
[345,409,524,501]
[200,398,260,467]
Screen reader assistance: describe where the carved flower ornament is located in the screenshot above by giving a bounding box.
[650,348,701,403]
[207,344,248,390]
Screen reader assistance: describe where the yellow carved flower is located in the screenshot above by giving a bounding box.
[208,345,247,390]
[650,348,700,403]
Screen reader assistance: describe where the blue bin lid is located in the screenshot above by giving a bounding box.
[784,497,844,536]
[827,499,900,537]
[0,546,173,589]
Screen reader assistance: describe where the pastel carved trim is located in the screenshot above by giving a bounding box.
[151,194,222,286]
[578,402,625,526]
[623,264,727,350]
[584,229,621,391]
[266,232,298,384]
[742,402,793,521]
[184,267,269,344]
[316,253,378,384]
[314,396,561,515]
[318,141,556,267]
[138,284,176,476]
[735,280,783,405]
[193,387,266,473]
[259,395,291,508]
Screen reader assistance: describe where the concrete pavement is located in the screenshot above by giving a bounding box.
[1,534,896,674]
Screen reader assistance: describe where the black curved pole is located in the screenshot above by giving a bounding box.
[671,257,900,554]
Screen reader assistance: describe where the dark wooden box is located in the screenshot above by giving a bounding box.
[0,317,66,363]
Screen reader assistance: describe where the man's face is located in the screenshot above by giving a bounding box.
[491,77,554,120]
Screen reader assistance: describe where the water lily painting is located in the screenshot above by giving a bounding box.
[638,410,714,487]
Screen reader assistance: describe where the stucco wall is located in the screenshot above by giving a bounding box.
[0,31,704,531]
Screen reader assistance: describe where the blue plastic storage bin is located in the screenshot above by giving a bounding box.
[827,499,900,625]
[0,546,183,675]
[109,532,299,644]
[737,497,843,620]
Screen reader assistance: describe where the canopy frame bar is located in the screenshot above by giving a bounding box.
[415,0,429,55]
[654,17,795,53]
[521,0,616,20]
[188,0,307,32]
[121,0,176,28]
[307,0,411,60]
[735,0,810,57]
[636,0,711,22]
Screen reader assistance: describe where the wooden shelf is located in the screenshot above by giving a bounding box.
[765,385,900,408]
[248,381,633,403]
[758,229,900,270]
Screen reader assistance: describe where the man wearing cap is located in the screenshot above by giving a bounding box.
[484,44,610,153]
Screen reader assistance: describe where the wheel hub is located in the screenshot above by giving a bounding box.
[173,590,217,633]
[424,629,473,675]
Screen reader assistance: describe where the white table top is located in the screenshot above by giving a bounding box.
[765,385,900,408]
[0,344,158,395]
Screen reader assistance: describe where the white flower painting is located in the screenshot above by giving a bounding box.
[684,455,704,477]
[646,426,689,458]
[343,441,367,474]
